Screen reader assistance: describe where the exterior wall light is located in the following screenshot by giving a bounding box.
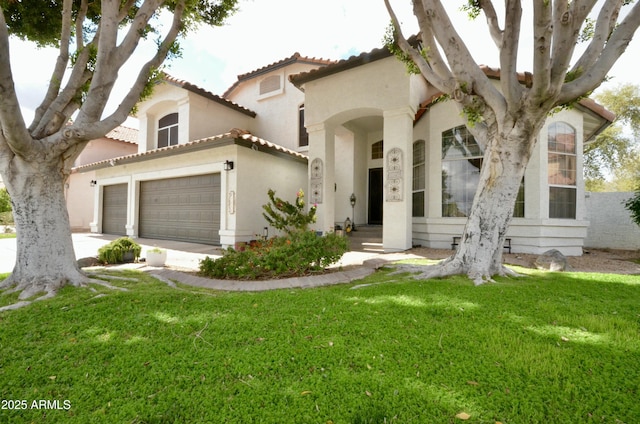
[350,193,357,231]
[224,160,234,171]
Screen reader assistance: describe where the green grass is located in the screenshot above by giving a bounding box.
[0,233,16,239]
[1,266,639,423]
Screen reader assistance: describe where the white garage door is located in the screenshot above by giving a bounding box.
[139,174,221,245]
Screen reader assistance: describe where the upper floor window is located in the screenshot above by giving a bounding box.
[299,104,308,147]
[158,113,178,148]
[548,122,577,219]
[412,140,426,217]
[372,140,383,160]
[442,125,525,218]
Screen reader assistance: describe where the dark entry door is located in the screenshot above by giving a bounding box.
[368,167,383,225]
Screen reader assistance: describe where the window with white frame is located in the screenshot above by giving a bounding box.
[157,113,178,148]
[548,122,577,219]
[442,125,524,218]
[412,140,426,217]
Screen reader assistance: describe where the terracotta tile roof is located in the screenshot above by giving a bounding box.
[223,52,336,98]
[163,74,257,117]
[290,46,393,89]
[289,42,615,129]
[105,125,138,144]
[73,129,307,172]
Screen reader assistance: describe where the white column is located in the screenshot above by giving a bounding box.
[382,108,414,252]
[307,122,336,234]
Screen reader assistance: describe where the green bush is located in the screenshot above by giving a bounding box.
[262,188,316,235]
[199,231,348,280]
[624,187,640,228]
[98,237,142,264]
[0,188,11,213]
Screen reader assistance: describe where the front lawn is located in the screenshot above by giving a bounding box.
[0,267,639,423]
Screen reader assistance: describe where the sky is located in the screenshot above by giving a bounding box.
[8,0,640,126]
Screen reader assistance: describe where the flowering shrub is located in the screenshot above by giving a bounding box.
[262,188,316,235]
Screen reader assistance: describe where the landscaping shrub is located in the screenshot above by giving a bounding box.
[97,237,142,264]
[262,188,316,235]
[0,188,13,225]
[200,189,346,280]
[624,187,640,227]
[0,188,11,213]
[199,231,348,280]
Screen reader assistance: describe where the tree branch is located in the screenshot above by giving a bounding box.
[29,0,74,133]
[549,0,598,86]
[530,1,553,101]
[500,0,524,109]
[75,0,89,49]
[570,0,623,79]
[384,0,450,91]
[559,2,640,104]
[479,0,503,48]
[0,6,32,157]
[113,0,165,69]
[422,0,505,116]
[80,0,186,140]
[31,43,94,139]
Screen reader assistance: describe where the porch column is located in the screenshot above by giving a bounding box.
[307,122,336,234]
[382,107,414,252]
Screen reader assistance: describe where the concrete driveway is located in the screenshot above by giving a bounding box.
[0,232,223,273]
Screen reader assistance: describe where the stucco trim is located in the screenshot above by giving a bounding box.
[74,130,307,172]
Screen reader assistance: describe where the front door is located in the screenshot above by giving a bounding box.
[368,167,383,225]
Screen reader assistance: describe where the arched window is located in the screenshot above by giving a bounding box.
[158,113,178,148]
[548,122,577,218]
[412,140,426,217]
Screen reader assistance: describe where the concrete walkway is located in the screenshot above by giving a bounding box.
[0,232,420,291]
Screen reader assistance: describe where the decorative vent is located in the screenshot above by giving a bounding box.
[259,75,281,95]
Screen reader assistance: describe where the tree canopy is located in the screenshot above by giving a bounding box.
[0,0,238,304]
[586,83,640,190]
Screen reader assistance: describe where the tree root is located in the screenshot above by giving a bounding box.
[390,257,522,286]
[0,270,134,312]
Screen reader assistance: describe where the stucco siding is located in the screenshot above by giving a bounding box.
[234,147,308,240]
[584,192,640,250]
[304,57,412,128]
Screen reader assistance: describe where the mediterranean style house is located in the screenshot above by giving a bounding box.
[73,48,613,255]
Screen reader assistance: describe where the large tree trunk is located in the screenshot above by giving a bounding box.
[398,121,540,285]
[0,155,86,300]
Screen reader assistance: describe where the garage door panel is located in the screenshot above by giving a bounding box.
[139,174,220,244]
[103,183,127,235]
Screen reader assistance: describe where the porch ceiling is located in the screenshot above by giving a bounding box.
[345,116,383,133]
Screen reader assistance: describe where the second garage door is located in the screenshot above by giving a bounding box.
[139,174,221,244]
